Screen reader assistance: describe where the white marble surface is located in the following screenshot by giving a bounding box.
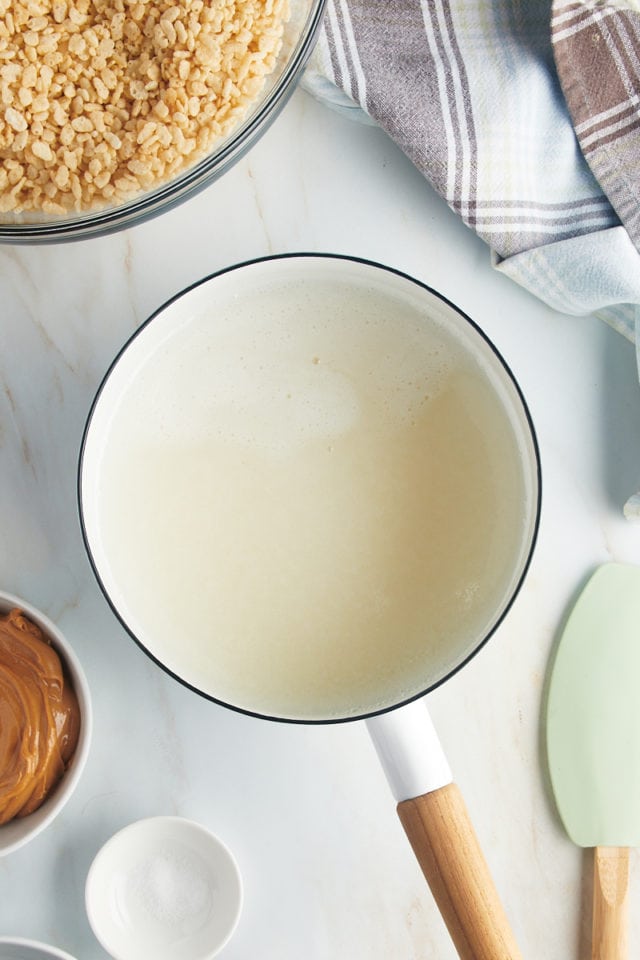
[1,86,640,959]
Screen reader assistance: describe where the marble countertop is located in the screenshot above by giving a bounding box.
[1,85,640,960]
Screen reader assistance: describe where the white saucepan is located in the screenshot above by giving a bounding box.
[79,254,540,960]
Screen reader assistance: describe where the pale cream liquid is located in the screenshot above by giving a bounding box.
[95,276,531,719]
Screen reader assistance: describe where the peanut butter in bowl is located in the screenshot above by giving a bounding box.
[0,594,91,856]
[0,608,81,824]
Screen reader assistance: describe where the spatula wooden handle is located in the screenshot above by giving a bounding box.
[592,846,629,960]
[397,783,523,960]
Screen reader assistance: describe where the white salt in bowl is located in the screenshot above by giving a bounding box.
[85,816,243,960]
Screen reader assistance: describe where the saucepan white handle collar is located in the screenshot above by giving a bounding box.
[365,697,452,802]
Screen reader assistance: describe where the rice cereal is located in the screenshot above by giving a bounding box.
[0,0,289,214]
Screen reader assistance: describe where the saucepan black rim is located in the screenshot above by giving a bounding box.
[77,252,542,725]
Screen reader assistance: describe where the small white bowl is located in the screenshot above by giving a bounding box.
[0,937,78,959]
[0,592,92,857]
[85,817,243,960]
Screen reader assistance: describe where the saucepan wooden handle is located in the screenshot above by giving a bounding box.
[397,783,523,960]
[592,846,629,960]
[367,702,523,960]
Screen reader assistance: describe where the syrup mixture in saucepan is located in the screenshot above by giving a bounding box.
[95,276,531,719]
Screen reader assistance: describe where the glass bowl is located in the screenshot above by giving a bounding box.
[0,0,326,244]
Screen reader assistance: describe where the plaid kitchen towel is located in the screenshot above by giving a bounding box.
[302,0,640,517]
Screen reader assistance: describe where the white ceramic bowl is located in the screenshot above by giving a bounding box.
[0,938,78,960]
[85,816,243,960]
[0,592,92,857]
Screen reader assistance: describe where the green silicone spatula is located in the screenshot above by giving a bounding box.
[547,562,640,960]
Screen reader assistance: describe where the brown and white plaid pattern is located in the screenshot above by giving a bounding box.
[309,0,629,258]
[552,0,640,249]
[306,0,640,517]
